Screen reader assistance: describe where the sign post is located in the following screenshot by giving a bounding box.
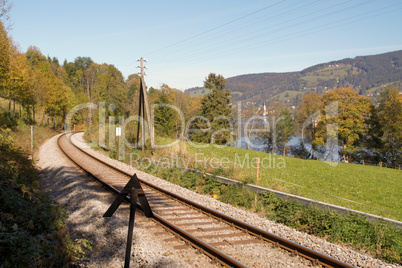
[103,174,153,268]
[116,127,121,160]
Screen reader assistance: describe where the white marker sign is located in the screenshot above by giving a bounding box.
[116,127,121,137]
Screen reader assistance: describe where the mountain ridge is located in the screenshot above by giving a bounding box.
[184,50,402,106]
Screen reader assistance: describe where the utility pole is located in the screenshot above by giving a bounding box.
[135,58,154,150]
[139,57,146,77]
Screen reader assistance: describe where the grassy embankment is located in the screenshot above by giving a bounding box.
[86,129,401,264]
[184,142,402,222]
[0,98,88,266]
[111,133,401,221]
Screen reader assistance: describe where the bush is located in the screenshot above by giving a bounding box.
[0,128,74,266]
[0,112,18,129]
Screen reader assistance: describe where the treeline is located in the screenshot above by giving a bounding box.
[292,87,401,168]
[254,87,401,168]
[0,19,75,126]
[0,20,202,131]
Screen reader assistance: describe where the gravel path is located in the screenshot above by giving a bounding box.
[37,133,400,267]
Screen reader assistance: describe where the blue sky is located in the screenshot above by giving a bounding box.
[9,0,402,90]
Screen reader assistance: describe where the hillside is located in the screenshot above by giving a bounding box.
[184,50,402,106]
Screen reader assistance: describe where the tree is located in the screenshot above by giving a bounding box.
[93,63,127,116]
[63,56,94,98]
[276,109,295,156]
[296,93,321,140]
[153,92,177,138]
[376,87,402,167]
[84,62,98,102]
[24,46,75,126]
[190,73,232,144]
[0,20,10,97]
[25,46,49,123]
[203,73,226,91]
[127,74,140,97]
[259,109,294,155]
[295,92,322,158]
[8,44,29,117]
[314,88,371,160]
[0,0,12,29]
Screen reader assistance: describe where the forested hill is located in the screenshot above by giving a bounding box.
[185,50,402,106]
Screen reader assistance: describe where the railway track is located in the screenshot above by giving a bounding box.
[57,132,354,268]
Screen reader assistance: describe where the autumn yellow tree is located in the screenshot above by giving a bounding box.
[0,20,10,105]
[7,44,31,117]
[295,92,322,158]
[296,92,322,142]
[24,46,75,126]
[314,88,371,160]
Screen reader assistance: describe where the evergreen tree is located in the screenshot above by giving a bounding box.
[204,73,226,91]
[154,92,177,138]
[376,87,402,167]
[362,103,384,162]
[276,109,295,156]
[259,109,294,155]
[190,73,232,145]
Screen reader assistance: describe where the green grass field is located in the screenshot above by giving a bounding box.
[301,65,358,88]
[188,87,211,97]
[367,82,402,94]
[272,90,301,101]
[144,138,402,222]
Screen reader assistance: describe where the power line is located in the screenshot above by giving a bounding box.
[144,0,287,58]
[150,1,401,71]
[150,0,322,65]
[151,0,378,66]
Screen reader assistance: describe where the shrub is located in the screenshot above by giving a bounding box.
[0,128,75,266]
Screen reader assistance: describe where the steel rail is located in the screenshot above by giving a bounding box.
[58,132,354,268]
[58,133,247,268]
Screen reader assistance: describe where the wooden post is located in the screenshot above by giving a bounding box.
[135,89,142,150]
[362,160,365,165]
[256,157,260,186]
[30,125,34,156]
[109,116,115,150]
[141,84,146,152]
[255,157,260,210]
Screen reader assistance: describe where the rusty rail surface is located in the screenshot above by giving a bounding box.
[57,132,354,268]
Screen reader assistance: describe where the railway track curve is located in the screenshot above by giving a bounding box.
[57,132,354,268]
